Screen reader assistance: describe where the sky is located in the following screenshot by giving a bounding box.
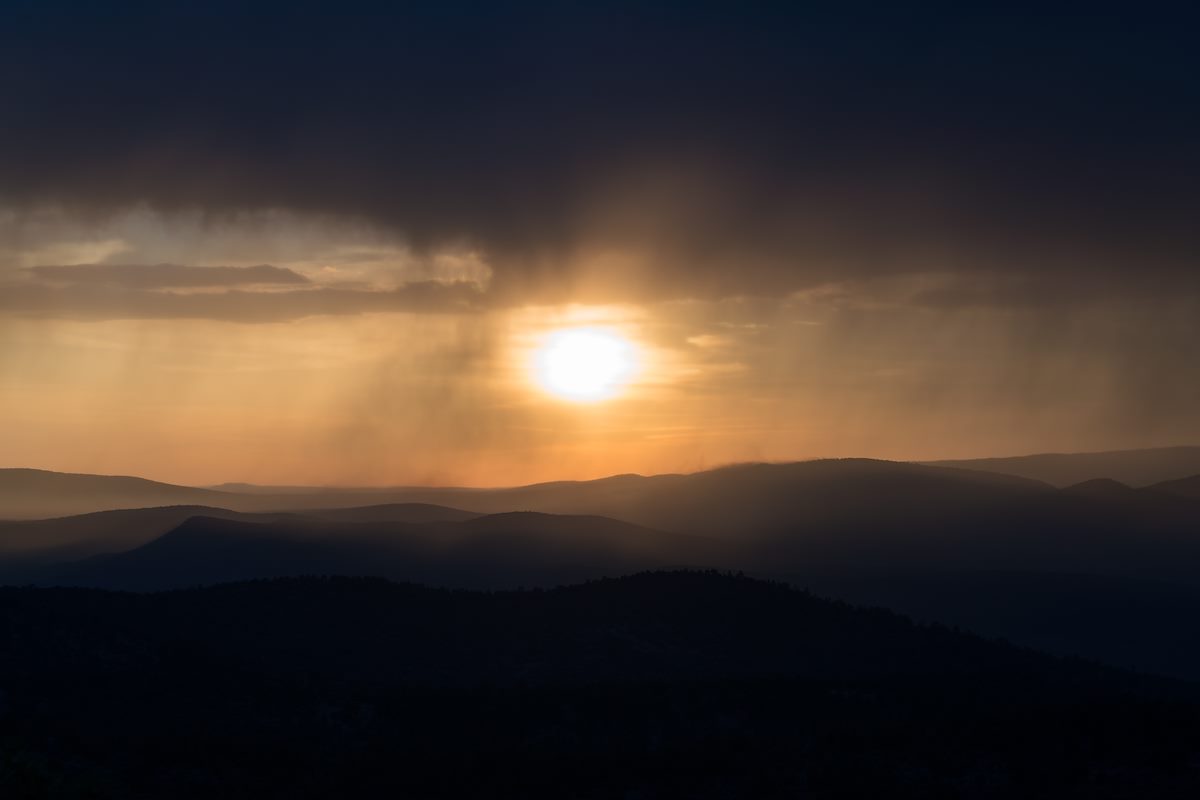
[1,1,1199,486]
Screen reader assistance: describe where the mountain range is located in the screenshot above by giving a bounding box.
[922,445,1200,487]
[6,450,1200,796]
[5,452,1200,679]
[6,444,1200,520]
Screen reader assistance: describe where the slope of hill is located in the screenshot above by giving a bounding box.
[1062,477,1136,497]
[233,458,1051,538]
[37,512,726,591]
[0,468,239,519]
[0,503,478,563]
[781,565,1200,680]
[8,460,1200,683]
[8,454,1199,528]
[1,459,1051,536]
[503,459,1051,539]
[306,502,480,524]
[0,571,1142,687]
[1149,473,1200,499]
[2,572,1197,798]
[923,445,1200,487]
[0,468,489,520]
[10,477,1200,681]
[23,456,1137,594]
[0,505,263,561]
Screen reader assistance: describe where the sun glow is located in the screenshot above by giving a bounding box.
[533,327,638,402]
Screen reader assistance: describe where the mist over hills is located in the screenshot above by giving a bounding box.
[923,445,1200,487]
[0,503,480,569]
[0,468,240,519]
[5,454,1200,679]
[0,457,1068,526]
[0,468,491,521]
[15,457,1200,586]
[7,445,1200,521]
[37,512,723,592]
[1153,474,1200,500]
[6,457,1200,794]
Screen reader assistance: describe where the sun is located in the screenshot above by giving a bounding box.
[533,327,638,402]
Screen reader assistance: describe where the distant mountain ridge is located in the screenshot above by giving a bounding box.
[1151,474,1200,499]
[0,502,480,566]
[37,511,727,592]
[0,459,1023,524]
[923,445,1200,487]
[2,458,1050,524]
[6,458,1200,678]
[10,445,1200,521]
[0,468,239,519]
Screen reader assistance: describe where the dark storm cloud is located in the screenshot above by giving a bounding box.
[1,1,1197,304]
[27,263,309,289]
[0,281,483,322]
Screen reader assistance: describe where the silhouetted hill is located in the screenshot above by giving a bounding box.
[0,502,477,565]
[0,468,488,520]
[306,502,480,524]
[39,512,726,591]
[0,505,263,562]
[0,571,1148,687]
[10,460,1200,682]
[1149,473,1200,499]
[0,468,239,519]
[9,456,1198,532]
[528,459,1050,539]
[2,572,1197,798]
[285,459,1050,538]
[923,445,1200,487]
[1,459,1051,536]
[38,465,1180,594]
[778,566,1200,681]
[8,461,1200,680]
[1062,477,1135,497]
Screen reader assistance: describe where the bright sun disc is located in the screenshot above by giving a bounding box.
[534,327,637,402]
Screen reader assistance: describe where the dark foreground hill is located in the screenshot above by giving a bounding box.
[1152,474,1200,500]
[2,572,1198,798]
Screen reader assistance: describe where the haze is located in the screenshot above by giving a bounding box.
[7,6,1200,795]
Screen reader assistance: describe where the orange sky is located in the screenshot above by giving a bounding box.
[3,6,1199,486]
[3,227,1196,488]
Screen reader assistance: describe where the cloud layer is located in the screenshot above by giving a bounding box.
[0,2,1196,306]
[0,2,1197,480]
[27,263,309,289]
[1,279,483,322]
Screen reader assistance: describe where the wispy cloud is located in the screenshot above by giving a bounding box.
[0,280,484,322]
[26,263,309,289]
